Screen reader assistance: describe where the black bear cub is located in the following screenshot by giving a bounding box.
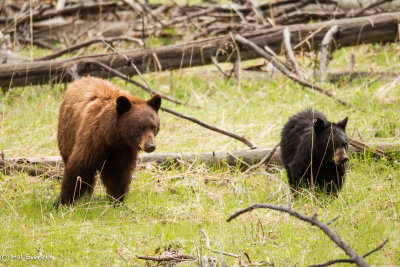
[281,109,349,193]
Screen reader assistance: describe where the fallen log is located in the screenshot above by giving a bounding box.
[328,70,400,82]
[136,253,196,263]
[2,143,398,171]
[0,12,399,88]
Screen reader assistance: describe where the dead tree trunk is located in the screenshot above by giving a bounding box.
[4,143,398,169]
[0,12,398,88]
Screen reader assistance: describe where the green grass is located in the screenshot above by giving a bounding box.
[0,42,399,266]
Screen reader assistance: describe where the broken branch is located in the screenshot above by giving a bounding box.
[136,253,196,262]
[1,12,399,87]
[35,37,143,61]
[227,203,387,266]
[283,27,304,80]
[320,25,339,82]
[234,34,350,107]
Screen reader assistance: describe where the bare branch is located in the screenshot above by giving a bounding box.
[348,137,387,158]
[136,253,196,262]
[308,258,354,267]
[199,229,240,258]
[362,237,389,258]
[2,13,400,87]
[243,142,280,173]
[311,237,389,267]
[227,203,386,267]
[350,0,393,17]
[320,25,339,82]
[34,37,143,61]
[86,60,193,107]
[161,106,258,149]
[234,34,351,107]
[211,56,230,78]
[283,27,304,80]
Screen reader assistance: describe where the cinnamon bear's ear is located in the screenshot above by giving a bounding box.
[337,116,348,130]
[313,118,325,135]
[116,96,131,114]
[147,94,161,112]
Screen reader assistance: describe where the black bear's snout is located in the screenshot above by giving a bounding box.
[144,143,156,153]
[341,155,348,164]
[333,147,348,165]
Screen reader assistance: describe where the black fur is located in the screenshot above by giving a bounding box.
[280,109,349,193]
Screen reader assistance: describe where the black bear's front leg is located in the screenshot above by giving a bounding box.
[100,148,137,203]
[288,137,313,190]
[289,160,312,190]
[316,163,345,193]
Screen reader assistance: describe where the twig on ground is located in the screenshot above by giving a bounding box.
[258,169,291,205]
[0,159,62,178]
[349,0,393,17]
[362,237,389,258]
[199,229,240,258]
[234,34,351,107]
[227,152,252,169]
[126,0,166,27]
[230,180,252,206]
[230,32,242,89]
[211,56,230,78]
[243,142,280,173]
[234,58,241,85]
[238,251,251,266]
[227,204,387,266]
[136,253,196,262]
[217,241,227,267]
[34,37,143,61]
[161,106,258,149]
[348,137,387,158]
[283,27,304,80]
[320,25,338,82]
[356,129,366,143]
[171,0,207,35]
[326,215,341,226]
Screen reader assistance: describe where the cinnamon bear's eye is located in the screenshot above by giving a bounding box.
[153,126,159,136]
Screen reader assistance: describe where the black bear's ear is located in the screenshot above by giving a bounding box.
[116,96,131,114]
[314,118,325,135]
[147,94,161,112]
[338,116,348,129]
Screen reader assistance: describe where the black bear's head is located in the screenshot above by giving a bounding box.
[116,94,162,153]
[313,116,348,165]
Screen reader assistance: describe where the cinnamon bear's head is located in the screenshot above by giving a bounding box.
[116,94,161,153]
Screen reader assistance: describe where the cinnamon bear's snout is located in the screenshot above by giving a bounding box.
[138,129,157,153]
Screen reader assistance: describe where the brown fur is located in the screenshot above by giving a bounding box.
[333,147,347,165]
[56,76,161,206]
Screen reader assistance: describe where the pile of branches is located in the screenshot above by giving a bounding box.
[0,0,398,50]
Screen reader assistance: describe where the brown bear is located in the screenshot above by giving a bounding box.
[55,76,161,206]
